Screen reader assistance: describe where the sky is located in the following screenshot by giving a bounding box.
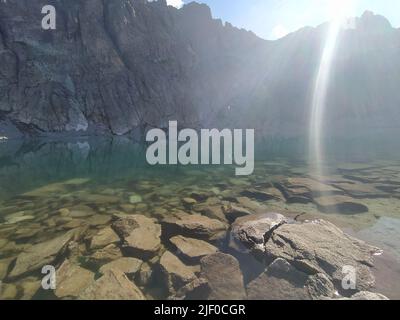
[166,0,400,40]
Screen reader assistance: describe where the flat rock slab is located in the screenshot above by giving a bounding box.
[332,182,388,199]
[313,195,369,213]
[79,269,145,300]
[99,257,143,277]
[200,253,246,300]
[162,212,228,241]
[9,230,75,279]
[55,259,95,298]
[286,177,343,195]
[170,236,218,262]
[113,214,161,258]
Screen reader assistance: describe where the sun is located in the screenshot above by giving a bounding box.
[327,0,356,23]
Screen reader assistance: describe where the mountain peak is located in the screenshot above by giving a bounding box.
[358,10,392,31]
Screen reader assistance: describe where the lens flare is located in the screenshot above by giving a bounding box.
[309,0,356,178]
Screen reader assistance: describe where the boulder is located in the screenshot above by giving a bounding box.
[79,269,145,300]
[162,212,228,241]
[55,260,95,298]
[200,253,246,300]
[263,219,380,292]
[112,215,161,259]
[169,236,218,263]
[9,231,74,279]
[230,213,288,256]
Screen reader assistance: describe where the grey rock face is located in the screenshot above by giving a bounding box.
[0,1,398,137]
[231,214,383,297]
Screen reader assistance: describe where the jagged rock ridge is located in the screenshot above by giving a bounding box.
[0,0,399,138]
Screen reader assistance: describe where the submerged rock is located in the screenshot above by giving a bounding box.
[129,194,143,204]
[88,244,123,266]
[200,253,246,300]
[162,212,228,241]
[90,227,120,250]
[223,204,252,222]
[313,195,369,213]
[0,258,13,280]
[248,258,308,300]
[4,212,35,224]
[333,182,388,199]
[9,231,75,279]
[158,251,197,295]
[19,277,41,300]
[169,236,218,263]
[112,215,161,258]
[0,283,18,300]
[349,291,389,300]
[79,269,145,300]
[55,260,95,298]
[99,257,143,277]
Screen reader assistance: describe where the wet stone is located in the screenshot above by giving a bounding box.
[162,212,228,241]
[79,269,145,300]
[247,258,311,300]
[169,236,218,263]
[88,244,123,266]
[0,283,18,300]
[55,260,95,299]
[90,227,120,250]
[200,253,246,300]
[9,231,75,279]
[158,251,197,295]
[99,257,143,277]
[19,277,41,300]
[313,195,369,214]
[112,215,162,259]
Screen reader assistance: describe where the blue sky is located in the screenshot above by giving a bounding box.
[169,0,400,39]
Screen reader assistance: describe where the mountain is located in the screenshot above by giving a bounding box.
[0,0,399,138]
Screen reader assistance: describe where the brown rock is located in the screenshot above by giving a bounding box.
[55,260,95,298]
[170,236,218,263]
[79,269,145,300]
[90,227,120,250]
[200,253,246,300]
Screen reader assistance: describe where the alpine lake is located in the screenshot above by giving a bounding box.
[0,133,399,300]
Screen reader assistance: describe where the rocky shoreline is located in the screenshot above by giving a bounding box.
[1,162,400,300]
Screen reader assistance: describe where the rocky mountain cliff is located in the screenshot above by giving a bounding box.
[0,1,399,138]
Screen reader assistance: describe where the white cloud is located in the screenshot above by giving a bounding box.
[271,25,289,39]
[167,0,184,9]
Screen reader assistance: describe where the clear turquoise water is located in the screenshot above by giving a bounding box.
[1,134,400,299]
